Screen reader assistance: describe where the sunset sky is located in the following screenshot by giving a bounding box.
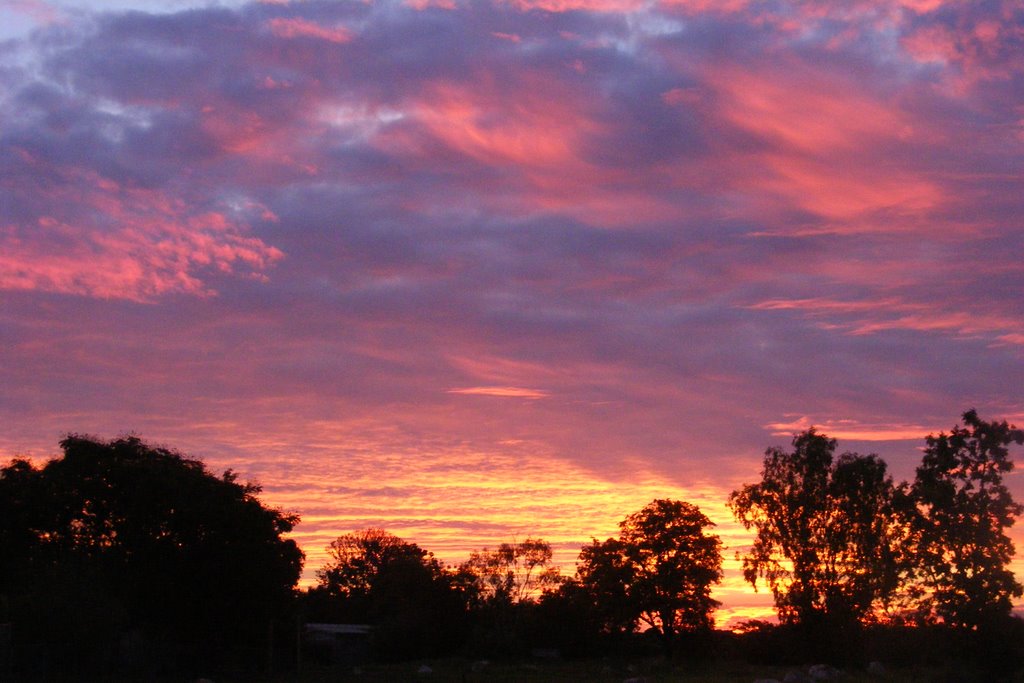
[2,0,1023,626]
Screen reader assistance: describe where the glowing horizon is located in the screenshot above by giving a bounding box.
[7,421,1023,628]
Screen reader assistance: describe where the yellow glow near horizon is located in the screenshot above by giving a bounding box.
[243,438,778,627]
[5,420,1023,629]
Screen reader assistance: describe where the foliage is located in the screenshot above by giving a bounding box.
[575,499,722,656]
[311,528,469,660]
[529,578,626,657]
[728,430,908,629]
[454,537,562,656]
[575,538,636,634]
[317,528,436,605]
[460,537,562,606]
[910,409,1024,628]
[0,434,303,674]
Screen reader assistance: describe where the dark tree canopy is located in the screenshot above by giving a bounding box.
[911,410,1024,628]
[311,528,469,660]
[0,434,303,673]
[729,430,907,628]
[451,537,562,656]
[316,528,437,604]
[575,499,722,656]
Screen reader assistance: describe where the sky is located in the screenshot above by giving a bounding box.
[1,0,1023,626]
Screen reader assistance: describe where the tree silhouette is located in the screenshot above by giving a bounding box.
[460,537,562,606]
[456,537,562,655]
[911,410,1024,628]
[311,528,468,660]
[0,435,303,675]
[316,528,434,608]
[729,430,908,632]
[575,499,722,657]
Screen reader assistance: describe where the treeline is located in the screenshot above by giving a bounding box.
[0,411,1022,678]
[299,499,720,663]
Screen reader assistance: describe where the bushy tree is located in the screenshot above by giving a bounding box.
[911,410,1024,628]
[0,435,303,675]
[729,430,908,630]
[575,538,636,635]
[575,499,722,657]
[311,528,468,660]
[316,528,434,608]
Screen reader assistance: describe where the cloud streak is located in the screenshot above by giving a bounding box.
[448,386,550,399]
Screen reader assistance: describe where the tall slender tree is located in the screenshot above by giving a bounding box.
[911,410,1024,628]
[729,430,908,629]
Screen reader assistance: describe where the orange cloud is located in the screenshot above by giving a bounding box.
[447,386,550,399]
[764,416,932,441]
[448,354,563,384]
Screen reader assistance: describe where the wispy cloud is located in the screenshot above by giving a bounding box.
[764,416,933,441]
[750,297,1024,346]
[266,17,352,43]
[447,386,550,399]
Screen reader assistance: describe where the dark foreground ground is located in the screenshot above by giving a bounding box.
[7,660,1017,682]
[251,658,1019,683]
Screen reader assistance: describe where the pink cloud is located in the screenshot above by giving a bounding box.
[5,0,64,24]
[266,17,352,43]
[448,353,565,380]
[998,334,1024,346]
[501,0,755,12]
[764,416,933,441]
[405,0,458,8]
[750,297,1024,345]
[901,4,1024,89]
[499,0,642,11]
[658,0,751,13]
[372,80,660,226]
[0,159,282,301]
[491,31,522,43]
[407,82,592,167]
[708,63,943,222]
